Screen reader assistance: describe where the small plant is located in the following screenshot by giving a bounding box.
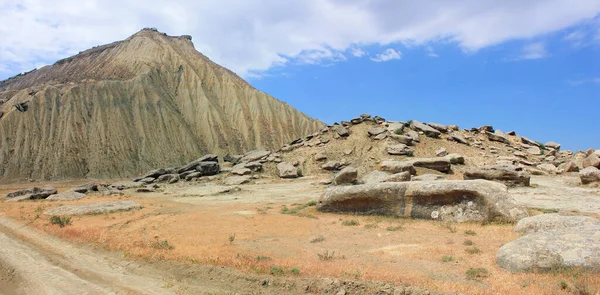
[310,235,325,243]
[449,157,459,164]
[269,265,285,275]
[364,223,378,229]
[466,268,489,280]
[317,250,336,261]
[386,225,404,231]
[394,128,404,135]
[405,150,415,157]
[280,202,318,219]
[442,256,454,262]
[152,239,174,250]
[229,233,236,244]
[341,219,360,226]
[297,167,304,177]
[463,239,474,246]
[256,256,272,261]
[442,221,457,233]
[406,120,413,126]
[306,200,317,206]
[290,267,300,275]
[49,215,72,228]
[466,247,482,254]
[559,281,569,290]
[464,230,477,236]
[35,205,44,213]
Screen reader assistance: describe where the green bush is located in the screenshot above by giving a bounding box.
[49,215,72,228]
[466,268,489,280]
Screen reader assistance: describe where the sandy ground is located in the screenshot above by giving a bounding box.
[0,174,599,294]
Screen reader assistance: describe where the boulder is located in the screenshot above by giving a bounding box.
[447,133,468,145]
[177,154,220,173]
[435,147,448,157]
[486,131,509,144]
[545,142,561,150]
[156,174,178,183]
[72,183,98,194]
[140,177,156,184]
[350,117,363,124]
[427,122,449,133]
[464,165,530,187]
[321,161,343,171]
[362,171,411,183]
[333,125,350,137]
[314,151,327,161]
[368,127,386,137]
[231,167,252,176]
[110,181,144,190]
[373,133,387,140]
[44,200,142,216]
[410,121,441,138]
[388,134,413,145]
[408,158,452,173]
[317,180,527,223]
[580,167,600,185]
[46,191,86,201]
[411,174,446,181]
[513,151,527,159]
[406,130,420,143]
[582,154,600,168]
[387,144,413,156]
[559,161,580,173]
[445,154,465,165]
[141,168,167,179]
[527,146,542,155]
[521,137,541,147]
[514,214,600,235]
[224,176,251,185]
[277,162,299,178]
[379,161,417,175]
[185,172,202,181]
[6,186,58,201]
[497,225,600,272]
[537,163,557,174]
[333,166,358,185]
[223,154,243,164]
[239,150,271,163]
[196,161,220,176]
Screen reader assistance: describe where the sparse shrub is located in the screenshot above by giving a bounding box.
[466,247,482,254]
[269,265,285,275]
[442,221,457,233]
[406,120,413,126]
[297,167,304,177]
[386,225,404,231]
[442,256,454,262]
[364,223,378,229]
[394,128,404,135]
[310,235,325,243]
[465,230,477,236]
[229,233,236,244]
[341,219,360,226]
[290,267,300,275]
[256,256,272,261]
[317,250,336,261]
[559,281,569,290]
[152,239,174,250]
[280,202,318,219]
[306,200,317,207]
[449,157,459,164]
[405,150,415,157]
[466,268,489,280]
[463,239,474,246]
[49,215,72,228]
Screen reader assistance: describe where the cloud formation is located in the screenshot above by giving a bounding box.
[1,1,599,77]
[370,49,402,62]
[519,42,548,60]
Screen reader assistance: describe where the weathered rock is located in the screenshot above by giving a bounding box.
[521,137,540,147]
[410,121,441,138]
[156,174,179,183]
[277,162,299,178]
[185,172,202,181]
[196,161,220,176]
[368,127,386,137]
[142,168,167,179]
[239,150,271,163]
[333,125,350,137]
[560,161,580,173]
[545,142,561,150]
[6,186,58,201]
[464,165,530,187]
[445,154,465,165]
[333,166,358,185]
[44,200,142,216]
[497,225,600,272]
[110,181,144,190]
[72,183,99,194]
[582,154,600,168]
[388,134,413,145]
[427,122,449,133]
[362,171,411,183]
[177,154,220,173]
[447,133,468,145]
[241,161,263,172]
[314,151,327,161]
[373,133,387,140]
[411,174,446,181]
[513,151,527,159]
[406,130,420,142]
[408,158,452,173]
[140,177,156,184]
[231,167,252,176]
[46,191,86,201]
[387,144,413,156]
[322,161,343,171]
[379,161,417,175]
[435,147,448,157]
[486,131,509,144]
[224,175,251,185]
[580,167,600,184]
[527,146,542,155]
[317,180,527,223]
[223,154,243,164]
[537,163,557,174]
[136,186,157,193]
[514,214,600,235]
[350,117,363,124]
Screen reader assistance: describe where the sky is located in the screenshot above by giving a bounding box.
[0,0,599,151]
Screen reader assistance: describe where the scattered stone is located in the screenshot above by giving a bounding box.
[527,146,542,155]
[196,161,220,176]
[231,167,252,176]
[445,154,465,165]
[140,177,156,184]
[314,151,328,162]
[224,176,251,185]
[582,154,600,169]
[333,125,350,137]
[368,127,386,137]
[464,165,530,187]
[240,150,271,163]
[411,174,446,181]
[361,171,392,184]
[156,174,179,183]
[6,186,58,201]
[545,142,561,150]
[110,181,144,190]
[388,134,413,145]
[537,163,557,174]
[141,168,167,179]
[580,167,600,185]
[435,147,448,157]
[560,161,580,173]
[514,213,600,235]
[513,151,527,159]
[521,137,540,147]
[136,186,157,193]
[427,122,449,133]
[46,191,86,201]
[410,121,441,138]
[507,131,516,136]
[242,161,264,172]
[343,149,354,155]
[277,162,299,178]
[379,161,417,175]
[373,133,387,140]
[496,225,600,273]
[185,172,202,181]
[317,180,527,223]
[322,161,343,171]
[223,154,243,164]
[447,133,468,145]
[333,166,358,185]
[72,183,99,194]
[177,154,219,173]
[486,131,509,144]
[387,144,413,156]
[350,117,363,124]
[44,200,142,216]
[408,158,452,173]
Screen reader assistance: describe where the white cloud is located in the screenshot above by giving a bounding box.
[0,0,600,78]
[568,77,600,85]
[519,42,548,60]
[370,48,402,62]
[350,47,366,57]
[426,46,439,58]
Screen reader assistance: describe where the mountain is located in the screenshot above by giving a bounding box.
[0,28,324,181]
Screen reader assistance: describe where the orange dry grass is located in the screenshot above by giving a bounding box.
[2,196,599,295]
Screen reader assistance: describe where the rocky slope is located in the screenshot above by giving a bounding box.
[0,28,323,181]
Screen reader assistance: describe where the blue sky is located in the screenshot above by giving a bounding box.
[0,1,599,151]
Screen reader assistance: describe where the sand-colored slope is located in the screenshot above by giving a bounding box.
[0,29,323,180]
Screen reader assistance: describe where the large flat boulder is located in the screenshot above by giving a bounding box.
[362,171,411,184]
[497,225,600,272]
[408,158,452,173]
[177,154,219,174]
[379,161,416,175]
[580,166,600,184]
[333,166,358,185]
[46,191,86,201]
[514,214,600,234]
[196,161,220,176]
[582,154,600,169]
[387,144,412,156]
[410,121,441,138]
[277,162,299,178]
[44,200,142,216]
[239,150,271,163]
[464,165,530,187]
[317,180,527,223]
[6,186,57,201]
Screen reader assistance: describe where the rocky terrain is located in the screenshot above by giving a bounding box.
[0,28,323,181]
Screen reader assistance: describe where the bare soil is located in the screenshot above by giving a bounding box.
[1,174,599,294]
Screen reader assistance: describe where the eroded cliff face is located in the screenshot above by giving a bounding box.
[0,29,323,180]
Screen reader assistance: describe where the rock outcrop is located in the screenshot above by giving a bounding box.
[464,165,530,187]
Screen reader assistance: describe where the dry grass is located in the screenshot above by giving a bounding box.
[1,181,599,295]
